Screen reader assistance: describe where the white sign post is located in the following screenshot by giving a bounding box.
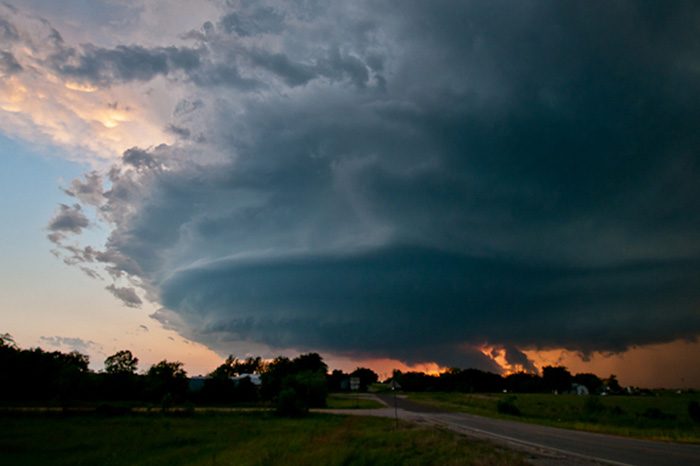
[388,379,401,428]
[350,377,361,407]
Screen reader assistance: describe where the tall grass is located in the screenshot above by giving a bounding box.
[0,411,527,465]
[407,392,700,443]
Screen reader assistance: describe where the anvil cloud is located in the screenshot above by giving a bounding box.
[4,1,700,372]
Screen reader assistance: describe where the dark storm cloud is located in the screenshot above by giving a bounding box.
[50,44,202,87]
[58,1,700,369]
[165,124,191,139]
[248,50,316,87]
[219,6,284,37]
[186,61,261,89]
[502,345,539,373]
[158,246,700,365]
[122,147,162,171]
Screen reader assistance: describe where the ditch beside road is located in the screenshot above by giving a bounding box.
[318,393,700,466]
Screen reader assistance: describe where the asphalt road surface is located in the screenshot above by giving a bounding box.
[372,394,700,466]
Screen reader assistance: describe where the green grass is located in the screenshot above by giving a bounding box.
[406,392,700,443]
[326,394,385,409]
[0,411,527,466]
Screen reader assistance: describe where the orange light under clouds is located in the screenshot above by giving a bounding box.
[524,339,700,389]
[324,338,700,389]
[324,356,446,381]
[1,52,172,165]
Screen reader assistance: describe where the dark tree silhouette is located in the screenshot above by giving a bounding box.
[542,366,573,393]
[604,374,622,394]
[146,360,188,402]
[573,372,603,393]
[209,355,238,379]
[292,353,327,374]
[350,367,379,390]
[104,350,138,374]
[505,371,546,393]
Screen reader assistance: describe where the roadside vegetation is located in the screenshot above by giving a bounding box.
[0,412,528,466]
[325,394,385,410]
[0,334,379,416]
[3,331,700,448]
[405,391,700,443]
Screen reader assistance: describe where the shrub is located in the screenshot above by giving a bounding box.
[641,408,674,421]
[497,397,521,416]
[282,371,328,408]
[688,401,700,423]
[276,388,307,418]
[583,396,605,415]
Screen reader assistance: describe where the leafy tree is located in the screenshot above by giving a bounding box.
[292,352,327,374]
[261,354,329,408]
[237,356,264,374]
[505,372,546,393]
[542,366,573,393]
[276,388,307,417]
[688,401,700,423]
[55,351,92,405]
[603,374,622,394]
[209,355,239,379]
[439,368,504,393]
[573,372,603,393]
[327,369,348,391]
[100,350,142,400]
[104,350,138,374]
[350,367,379,391]
[396,371,438,392]
[261,356,293,400]
[282,371,328,410]
[234,375,259,402]
[146,360,188,402]
[0,332,17,348]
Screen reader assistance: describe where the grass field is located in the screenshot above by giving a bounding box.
[326,393,385,410]
[406,391,700,443]
[0,411,528,466]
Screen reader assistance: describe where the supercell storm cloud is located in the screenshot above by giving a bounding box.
[7,1,700,371]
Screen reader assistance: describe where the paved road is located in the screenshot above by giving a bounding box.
[372,394,700,466]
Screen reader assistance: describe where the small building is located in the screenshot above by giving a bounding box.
[189,375,207,391]
[232,373,262,386]
[571,383,589,395]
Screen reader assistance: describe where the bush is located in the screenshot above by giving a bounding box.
[95,403,130,417]
[497,397,521,416]
[282,371,328,408]
[689,401,700,423]
[583,396,605,415]
[641,408,674,421]
[276,388,307,417]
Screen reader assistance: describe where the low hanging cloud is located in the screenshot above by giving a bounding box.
[27,1,700,371]
[39,336,101,354]
[46,204,89,235]
[105,284,143,308]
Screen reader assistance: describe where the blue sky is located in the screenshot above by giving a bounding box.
[2,1,700,386]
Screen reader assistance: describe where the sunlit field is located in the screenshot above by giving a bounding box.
[407,391,700,443]
[0,412,528,466]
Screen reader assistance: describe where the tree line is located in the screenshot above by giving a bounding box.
[391,365,623,395]
[1,332,631,415]
[0,334,376,416]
